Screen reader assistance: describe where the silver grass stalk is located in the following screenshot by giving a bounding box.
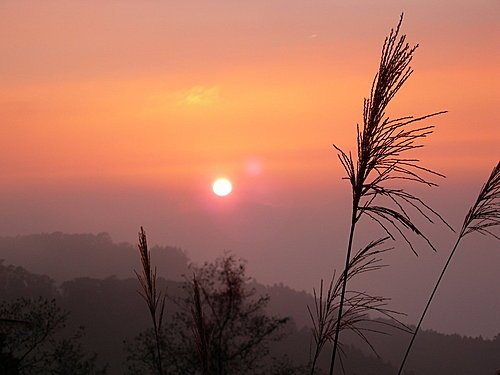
[398,161,500,375]
[330,14,450,374]
[191,274,210,375]
[135,227,167,375]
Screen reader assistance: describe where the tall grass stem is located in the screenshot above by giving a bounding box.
[397,236,460,375]
[329,208,357,374]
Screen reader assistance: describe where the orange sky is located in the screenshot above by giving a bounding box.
[1,0,498,191]
[1,0,499,337]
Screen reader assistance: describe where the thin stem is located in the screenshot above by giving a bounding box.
[397,235,462,375]
[399,162,499,374]
[153,318,164,375]
[329,203,358,375]
[310,353,319,375]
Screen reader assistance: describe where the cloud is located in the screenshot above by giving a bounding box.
[179,86,220,107]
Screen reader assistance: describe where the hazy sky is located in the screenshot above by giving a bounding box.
[1,1,499,337]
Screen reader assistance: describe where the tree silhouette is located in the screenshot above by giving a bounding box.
[0,297,105,374]
[126,254,289,374]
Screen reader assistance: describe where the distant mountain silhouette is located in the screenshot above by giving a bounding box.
[357,318,500,375]
[1,256,498,374]
[0,232,189,281]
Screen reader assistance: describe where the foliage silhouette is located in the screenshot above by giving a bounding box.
[330,13,449,374]
[126,253,289,374]
[0,297,105,375]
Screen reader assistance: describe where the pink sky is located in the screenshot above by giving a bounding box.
[1,0,499,337]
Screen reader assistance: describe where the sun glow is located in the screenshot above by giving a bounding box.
[212,178,232,197]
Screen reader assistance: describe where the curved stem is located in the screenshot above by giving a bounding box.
[397,235,462,375]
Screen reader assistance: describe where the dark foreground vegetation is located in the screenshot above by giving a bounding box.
[0,236,499,374]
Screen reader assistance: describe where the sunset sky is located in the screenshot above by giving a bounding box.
[1,1,499,337]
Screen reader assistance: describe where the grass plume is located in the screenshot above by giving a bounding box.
[330,14,449,374]
[135,227,167,375]
[190,274,210,375]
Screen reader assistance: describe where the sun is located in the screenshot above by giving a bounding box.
[212,178,232,197]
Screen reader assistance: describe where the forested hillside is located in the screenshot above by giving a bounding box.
[0,233,498,374]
